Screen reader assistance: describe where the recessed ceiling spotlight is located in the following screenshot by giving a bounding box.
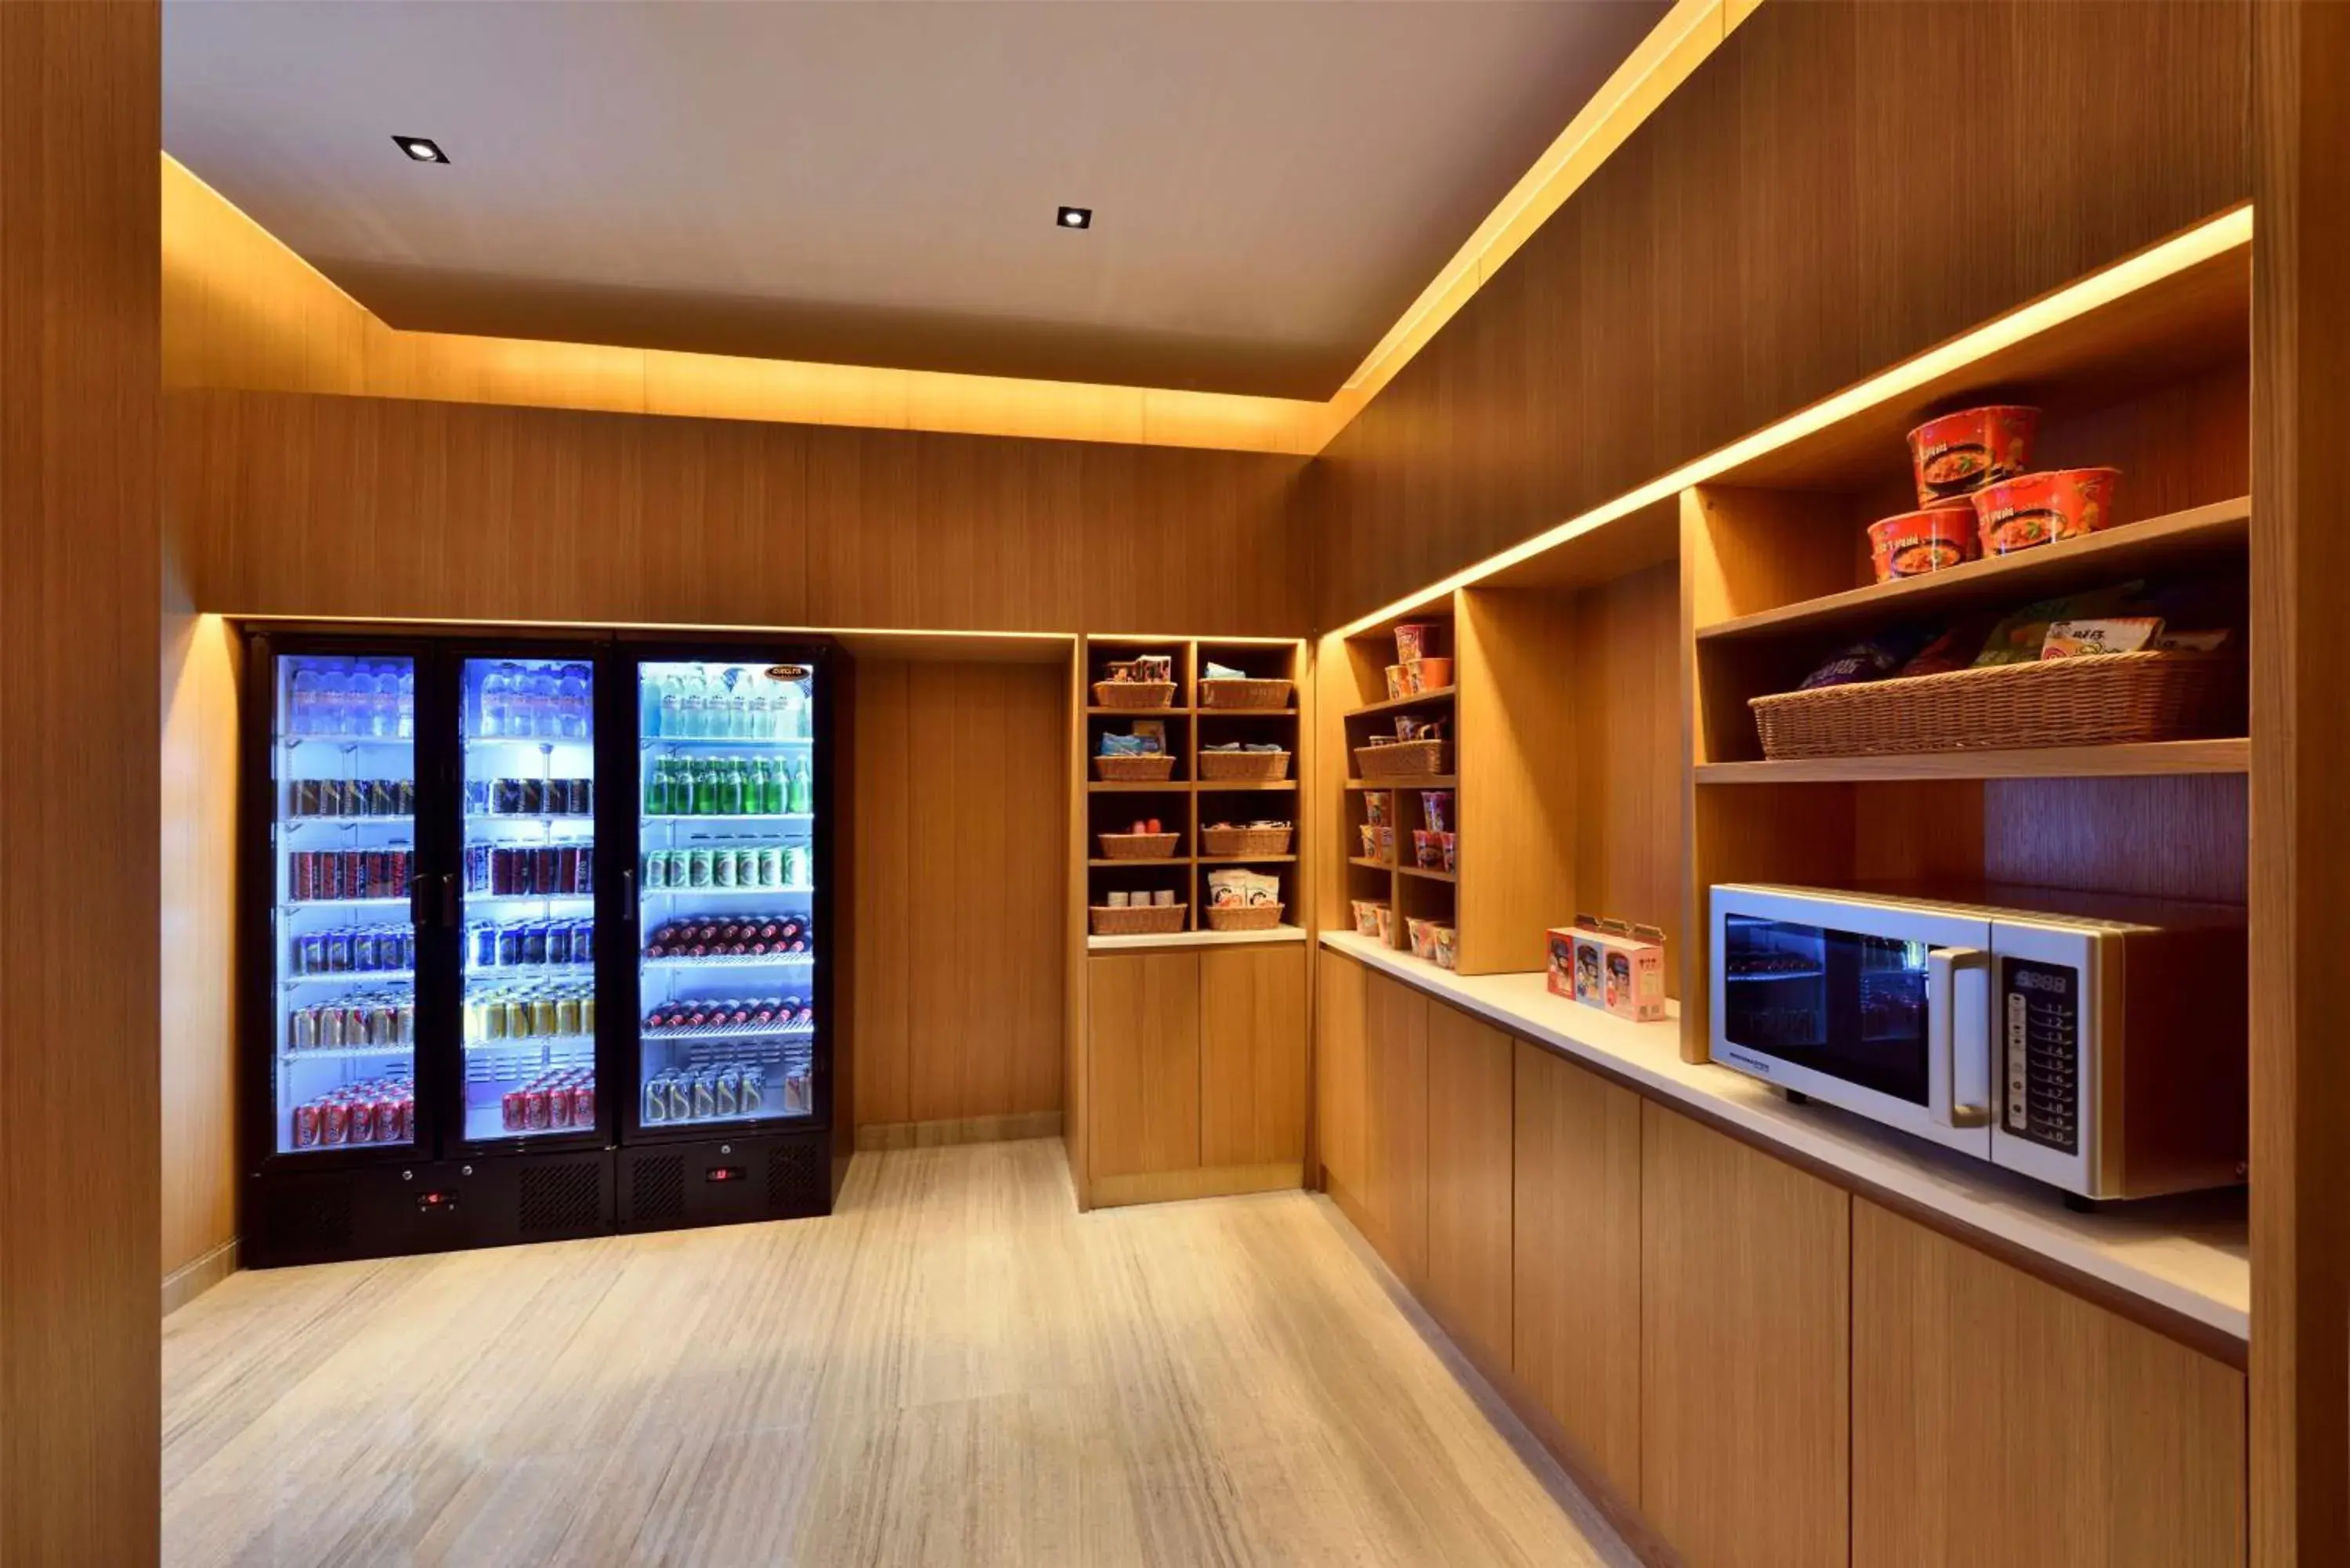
[392,135,449,164]
[1057,205,1092,230]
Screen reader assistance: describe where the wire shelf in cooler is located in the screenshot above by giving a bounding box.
[642,952,815,970]
[465,732,595,746]
[640,735,812,750]
[642,883,814,899]
[463,1032,595,1051]
[284,970,415,988]
[280,1044,415,1063]
[281,815,415,829]
[279,732,416,748]
[464,814,595,829]
[641,813,814,826]
[463,894,595,907]
[642,1021,816,1044]
[281,898,413,912]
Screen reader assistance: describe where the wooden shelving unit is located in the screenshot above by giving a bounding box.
[1694,738,2249,784]
[1077,634,1307,941]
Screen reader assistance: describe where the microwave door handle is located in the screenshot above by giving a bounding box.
[1928,946,1991,1129]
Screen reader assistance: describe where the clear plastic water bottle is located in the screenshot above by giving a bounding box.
[779,681,805,742]
[396,665,415,740]
[320,664,352,736]
[479,664,505,737]
[290,664,320,734]
[723,669,749,738]
[682,670,710,738]
[363,664,391,738]
[526,666,556,738]
[559,664,588,739]
[641,671,664,738]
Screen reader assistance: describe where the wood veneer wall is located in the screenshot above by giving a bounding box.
[165,388,1311,637]
[0,0,161,1556]
[1312,0,2252,627]
[850,659,1068,1133]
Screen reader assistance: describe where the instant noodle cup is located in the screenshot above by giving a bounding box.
[1867,508,1980,582]
[1394,623,1443,663]
[1404,657,1453,691]
[1906,405,2040,506]
[1970,468,2122,557]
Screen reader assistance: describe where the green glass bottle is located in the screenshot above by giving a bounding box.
[787,758,812,815]
[692,758,717,816]
[720,757,744,815]
[644,756,669,815]
[761,757,784,815]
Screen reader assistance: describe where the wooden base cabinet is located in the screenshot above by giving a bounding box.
[1314,951,1369,1215]
[1423,1005,1513,1374]
[1853,1200,2247,1568]
[1361,970,1430,1287]
[1083,946,1306,1205]
[1640,1104,1851,1568]
[1512,1042,1642,1504]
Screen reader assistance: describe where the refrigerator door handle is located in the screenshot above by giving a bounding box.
[620,868,635,924]
[438,872,459,930]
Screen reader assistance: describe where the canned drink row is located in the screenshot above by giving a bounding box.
[642,844,809,891]
[642,995,812,1031]
[287,995,416,1051]
[468,919,595,970]
[463,844,595,898]
[289,778,414,818]
[290,848,414,903]
[501,1070,596,1133]
[643,1064,769,1124]
[464,985,596,1042]
[466,777,593,817]
[291,1076,415,1149]
[291,925,418,976]
[643,916,809,959]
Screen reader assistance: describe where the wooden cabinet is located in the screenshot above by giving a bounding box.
[1198,947,1307,1168]
[1853,1200,2247,1568]
[1423,1003,1513,1373]
[1640,1104,1850,1568]
[1512,1040,1642,1503]
[1314,950,1368,1209]
[1361,970,1429,1287]
[1086,952,1201,1180]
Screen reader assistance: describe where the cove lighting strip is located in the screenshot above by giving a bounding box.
[1329,204,2254,640]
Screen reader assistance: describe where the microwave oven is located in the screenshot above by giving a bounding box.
[1708,883,2247,1201]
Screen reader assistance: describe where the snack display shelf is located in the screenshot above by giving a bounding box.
[1345,775,1455,789]
[1345,686,1459,718]
[1396,865,1457,883]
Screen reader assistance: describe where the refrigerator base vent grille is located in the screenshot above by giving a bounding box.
[518,1163,602,1234]
[631,1155,686,1224]
[265,1179,355,1255]
[768,1140,822,1212]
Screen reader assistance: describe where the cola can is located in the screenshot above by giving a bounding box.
[534,847,560,898]
[396,779,417,816]
[389,850,410,898]
[289,1006,316,1051]
[292,1101,321,1149]
[502,1088,526,1133]
[549,1084,575,1129]
[570,1082,595,1126]
[319,1005,345,1049]
[321,1097,351,1146]
[523,1086,551,1130]
[291,851,316,903]
[490,847,516,895]
[396,1093,416,1143]
[566,777,591,815]
[494,778,520,815]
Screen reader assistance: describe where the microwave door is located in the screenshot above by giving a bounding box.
[1710,887,1994,1158]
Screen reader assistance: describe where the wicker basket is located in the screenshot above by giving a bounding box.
[1204,902,1285,933]
[1090,902,1187,936]
[1197,678,1293,710]
[1198,749,1292,781]
[1199,825,1293,857]
[1098,832,1180,861]
[1091,681,1177,710]
[1750,652,2242,760]
[1093,753,1177,782]
[1354,739,1449,779]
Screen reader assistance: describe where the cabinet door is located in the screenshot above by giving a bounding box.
[1361,970,1429,1287]
[1199,946,1307,1169]
[1513,1040,1642,1502]
[1086,952,1200,1180]
[1314,951,1368,1209]
[1423,1001,1513,1373]
[1853,1199,2246,1568]
[1641,1104,1849,1568]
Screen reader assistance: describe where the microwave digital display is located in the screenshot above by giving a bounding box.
[2003,957,2080,1154]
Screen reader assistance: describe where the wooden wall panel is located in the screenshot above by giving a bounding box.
[0,1,161,1557]
[1198,947,1307,1169]
[1362,970,1430,1288]
[1422,1003,1514,1376]
[1313,949,1368,1208]
[166,388,1311,638]
[1315,0,2251,627]
[1640,1104,1849,1568]
[1512,1042,1643,1505]
[1568,562,1683,983]
[851,659,1066,1130]
[1853,1199,2246,1568]
[1086,952,1202,1180]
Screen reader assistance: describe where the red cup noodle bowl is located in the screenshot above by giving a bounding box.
[1969,468,2122,557]
[1867,508,1980,583]
[1906,405,2040,506]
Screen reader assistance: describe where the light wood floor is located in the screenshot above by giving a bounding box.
[163,1140,1634,1567]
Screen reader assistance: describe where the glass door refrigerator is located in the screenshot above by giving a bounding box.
[611,638,839,1230]
[242,630,617,1266]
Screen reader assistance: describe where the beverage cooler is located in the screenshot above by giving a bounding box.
[241,628,839,1266]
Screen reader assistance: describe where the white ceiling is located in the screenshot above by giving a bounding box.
[164,1,1665,399]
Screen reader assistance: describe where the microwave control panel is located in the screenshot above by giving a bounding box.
[2001,958,2080,1154]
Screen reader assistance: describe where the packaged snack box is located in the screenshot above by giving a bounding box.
[1547,916,1668,1021]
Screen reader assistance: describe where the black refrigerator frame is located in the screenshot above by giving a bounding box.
[237,623,843,1267]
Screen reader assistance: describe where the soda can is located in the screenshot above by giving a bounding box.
[580,996,596,1035]
[471,923,494,968]
[576,923,595,965]
[396,779,417,816]
[290,851,316,903]
[516,923,543,966]
[531,777,556,816]
[532,997,559,1037]
[288,1007,316,1051]
[320,1098,351,1146]
[316,1004,344,1049]
[555,994,581,1037]
[404,930,420,970]
[370,779,396,816]
[548,1084,574,1129]
[291,1101,321,1149]
[715,1071,739,1117]
[370,1006,398,1045]
[396,1003,414,1045]
[667,1076,694,1122]
[757,847,781,887]
[545,922,572,966]
[567,777,591,815]
[502,1088,526,1133]
[492,778,519,815]
[783,845,809,888]
[742,1074,765,1115]
[523,1086,551,1131]
[576,847,593,896]
[316,930,345,973]
[688,848,713,888]
[487,847,513,896]
[389,850,410,898]
[642,850,667,891]
[569,1082,595,1126]
[396,1093,416,1143]
[529,847,556,898]
[714,847,736,889]
[643,1078,667,1125]
[351,930,378,972]
[502,999,529,1039]
[287,778,316,818]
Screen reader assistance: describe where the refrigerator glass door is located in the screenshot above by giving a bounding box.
[273,652,420,1152]
[634,657,818,1129]
[457,656,600,1141]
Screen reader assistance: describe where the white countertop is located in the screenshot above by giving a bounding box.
[1090,924,1309,952]
[1319,930,2248,1344]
